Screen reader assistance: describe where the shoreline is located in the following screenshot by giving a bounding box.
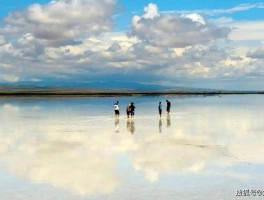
[0,90,263,97]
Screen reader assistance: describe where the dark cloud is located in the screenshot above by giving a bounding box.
[247,46,264,59]
[229,55,244,61]
[108,43,121,52]
[183,45,228,63]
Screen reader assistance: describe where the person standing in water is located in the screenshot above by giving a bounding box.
[114,101,120,118]
[130,103,135,118]
[166,100,171,114]
[158,101,162,117]
[126,103,131,118]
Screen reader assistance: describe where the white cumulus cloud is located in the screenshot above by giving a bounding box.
[131,3,230,48]
[3,0,116,44]
[143,3,160,19]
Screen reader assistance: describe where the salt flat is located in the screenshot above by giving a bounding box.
[0,95,264,200]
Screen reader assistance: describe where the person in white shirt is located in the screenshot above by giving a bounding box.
[114,101,120,118]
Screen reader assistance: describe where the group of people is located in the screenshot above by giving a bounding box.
[126,103,136,118]
[158,100,171,117]
[114,100,171,118]
[114,101,136,118]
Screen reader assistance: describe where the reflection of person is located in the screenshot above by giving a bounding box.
[130,121,135,135]
[127,119,135,134]
[130,103,135,118]
[166,100,171,114]
[114,118,120,133]
[167,115,171,128]
[126,103,131,118]
[114,101,120,118]
[158,102,162,117]
[159,118,162,133]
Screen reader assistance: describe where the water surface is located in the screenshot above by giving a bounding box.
[0,95,264,200]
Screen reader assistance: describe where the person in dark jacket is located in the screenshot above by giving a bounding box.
[130,103,135,118]
[166,100,171,114]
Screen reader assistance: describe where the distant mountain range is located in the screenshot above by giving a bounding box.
[0,81,202,91]
[0,81,263,95]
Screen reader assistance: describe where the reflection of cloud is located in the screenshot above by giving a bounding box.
[1,130,119,196]
[127,103,264,182]
[0,104,122,196]
[1,98,264,193]
[131,135,225,182]
[3,104,20,113]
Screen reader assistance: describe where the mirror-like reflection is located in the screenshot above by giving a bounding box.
[126,119,135,135]
[1,95,264,199]
[115,118,120,133]
[158,118,162,133]
[167,114,171,127]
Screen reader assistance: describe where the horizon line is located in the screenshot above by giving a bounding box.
[0,90,263,97]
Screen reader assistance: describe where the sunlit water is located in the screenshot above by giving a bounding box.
[0,95,264,200]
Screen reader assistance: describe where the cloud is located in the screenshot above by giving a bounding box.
[107,42,122,52]
[131,4,230,48]
[247,45,264,59]
[181,13,206,25]
[2,0,116,45]
[228,20,264,41]
[0,36,6,45]
[183,45,228,63]
[164,3,264,16]
[0,2,263,89]
[1,75,19,82]
[143,3,160,19]
[203,3,264,16]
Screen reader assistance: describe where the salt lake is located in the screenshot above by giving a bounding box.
[0,95,264,200]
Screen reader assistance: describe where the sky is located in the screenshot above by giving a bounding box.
[0,0,264,90]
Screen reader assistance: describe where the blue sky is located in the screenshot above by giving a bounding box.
[0,0,264,90]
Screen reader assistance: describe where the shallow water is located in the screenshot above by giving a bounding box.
[0,95,264,200]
